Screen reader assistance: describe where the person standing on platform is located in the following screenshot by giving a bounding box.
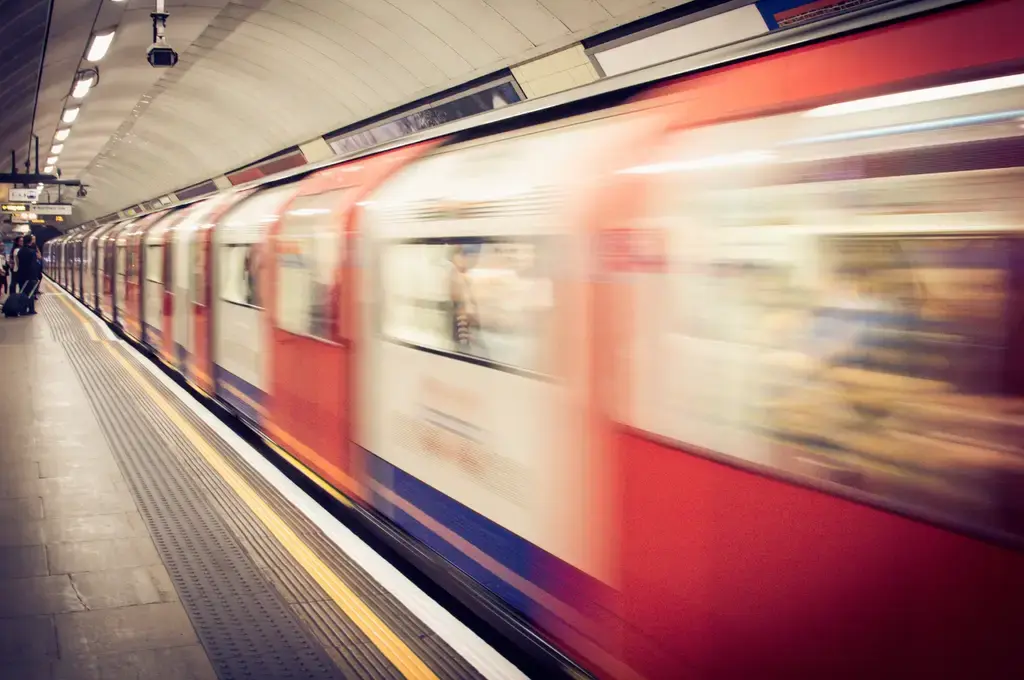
[33,238,42,299]
[0,248,9,298]
[17,236,38,315]
[11,236,22,292]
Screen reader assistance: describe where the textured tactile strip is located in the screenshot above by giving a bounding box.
[107,340,486,680]
[44,294,486,680]
[44,299,348,680]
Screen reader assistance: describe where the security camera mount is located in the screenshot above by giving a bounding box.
[148,1,179,68]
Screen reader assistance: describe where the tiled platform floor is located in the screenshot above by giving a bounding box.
[0,311,215,680]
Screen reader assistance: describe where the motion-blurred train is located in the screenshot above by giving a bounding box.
[44,1,1024,677]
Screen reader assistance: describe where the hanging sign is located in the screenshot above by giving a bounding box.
[33,204,73,216]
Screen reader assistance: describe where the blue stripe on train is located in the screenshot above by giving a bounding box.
[213,365,265,424]
[366,451,533,613]
[364,449,614,621]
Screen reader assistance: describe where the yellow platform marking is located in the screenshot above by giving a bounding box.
[260,433,356,509]
[51,287,438,680]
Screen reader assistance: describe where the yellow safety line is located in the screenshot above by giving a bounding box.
[51,288,437,680]
[261,435,356,509]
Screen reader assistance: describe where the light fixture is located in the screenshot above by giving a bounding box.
[50,144,63,154]
[62,108,80,123]
[806,72,1024,118]
[46,156,58,165]
[44,165,54,173]
[86,30,116,62]
[72,74,96,99]
[54,128,71,142]
[619,150,775,175]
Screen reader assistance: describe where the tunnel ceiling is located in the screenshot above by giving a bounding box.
[2,0,691,223]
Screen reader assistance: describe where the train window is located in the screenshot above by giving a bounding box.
[379,238,555,375]
[630,80,1024,536]
[146,245,162,284]
[275,191,346,342]
[220,244,263,308]
[116,246,127,278]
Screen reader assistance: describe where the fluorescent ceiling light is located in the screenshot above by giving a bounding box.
[54,128,71,141]
[44,165,54,173]
[72,75,95,99]
[86,31,116,62]
[619,150,775,175]
[50,144,63,154]
[46,156,59,165]
[806,72,1024,118]
[62,108,80,124]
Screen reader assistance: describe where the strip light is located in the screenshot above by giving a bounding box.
[86,31,116,62]
[51,144,63,155]
[72,75,95,99]
[806,73,1024,117]
[44,165,54,173]
[62,108,80,123]
[47,156,59,165]
[55,128,71,141]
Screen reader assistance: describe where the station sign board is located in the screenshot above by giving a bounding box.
[2,203,27,213]
[33,204,73,216]
[9,188,40,202]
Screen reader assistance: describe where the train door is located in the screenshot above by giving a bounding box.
[170,194,242,386]
[266,145,426,498]
[96,223,120,317]
[190,221,215,394]
[104,221,132,322]
[213,184,297,424]
[172,205,205,371]
[141,210,180,357]
[114,228,130,327]
[161,222,175,363]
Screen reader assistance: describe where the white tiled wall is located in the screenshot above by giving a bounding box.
[511,44,601,99]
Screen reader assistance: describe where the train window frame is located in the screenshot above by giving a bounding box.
[376,235,557,380]
[146,244,163,285]
[115,244,127,280]
[218,242,264,310]
[627,92,1024,542]
[274,190,348,345]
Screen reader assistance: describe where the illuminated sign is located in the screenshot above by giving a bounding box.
[2,203,27,212]
[55,216,64,222]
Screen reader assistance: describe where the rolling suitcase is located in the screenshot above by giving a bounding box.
[3,280,39,318]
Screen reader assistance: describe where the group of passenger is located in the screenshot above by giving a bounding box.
[0,235,42,315]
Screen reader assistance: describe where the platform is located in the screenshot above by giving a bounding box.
[0,284,521,680]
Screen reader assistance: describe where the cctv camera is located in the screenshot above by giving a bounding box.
[77,186,88,199]
[147,43,178,68]
[149,9,178,68]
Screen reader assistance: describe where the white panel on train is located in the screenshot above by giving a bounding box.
[171,198,227,362]
[357,118,630,578]
[114,220,137,320]
[141,210,180,342]
[213,184,297,397]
